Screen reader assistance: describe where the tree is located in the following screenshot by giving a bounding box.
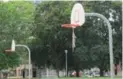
[32,1,122,77]
[32,1,75,77]
[75,1,122,76]
[0,1,34,69]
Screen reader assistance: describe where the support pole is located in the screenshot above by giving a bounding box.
[15,45,31,79]
[85,13,114,79]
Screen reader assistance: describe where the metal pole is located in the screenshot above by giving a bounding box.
[65,50,68,77]
[46,67,49,77]
[15,45,31,79]
[72,28,74,52]
[122,23,123,79]
[121,0,123,79]
[72,28,76,52]
[122,32,123,79]
[85,13,114,79]
[122,3,123,78]
[66,52,67,77]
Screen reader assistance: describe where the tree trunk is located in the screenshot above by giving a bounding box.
[100,68,104,77]
[3,72,8,79]
[0,71,2,79]
[115,68,117,76]
[114,64,117,76]
[75,68,80,77]
[56,68,59,77]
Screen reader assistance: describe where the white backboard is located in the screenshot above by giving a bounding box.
[71,3,85,26]
[11,40,15,51]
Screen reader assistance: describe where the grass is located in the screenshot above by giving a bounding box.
[9,76,122,79]
[60,77,121,79]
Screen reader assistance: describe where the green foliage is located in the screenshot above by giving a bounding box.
[0,1,34,43]
[72,1,122,74]
[32,1,75,68]
[32,1,121,76]
[0,52,20,70]
[0,1,34,69]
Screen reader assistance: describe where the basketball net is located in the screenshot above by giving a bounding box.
[72,28,76,52]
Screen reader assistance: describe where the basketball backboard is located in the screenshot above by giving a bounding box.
[11,40,15,51]
[71,3,85,26]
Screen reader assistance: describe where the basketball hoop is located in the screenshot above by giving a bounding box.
[61,3,85,52]
[5,49,12,52]
[5,49,13,55]
[61,24,80,28]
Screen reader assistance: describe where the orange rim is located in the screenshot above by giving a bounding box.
[5,49,12,52]
[61,24,80,28]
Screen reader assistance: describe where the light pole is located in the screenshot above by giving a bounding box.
[65,50,68,77]
[11,40,31,79]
